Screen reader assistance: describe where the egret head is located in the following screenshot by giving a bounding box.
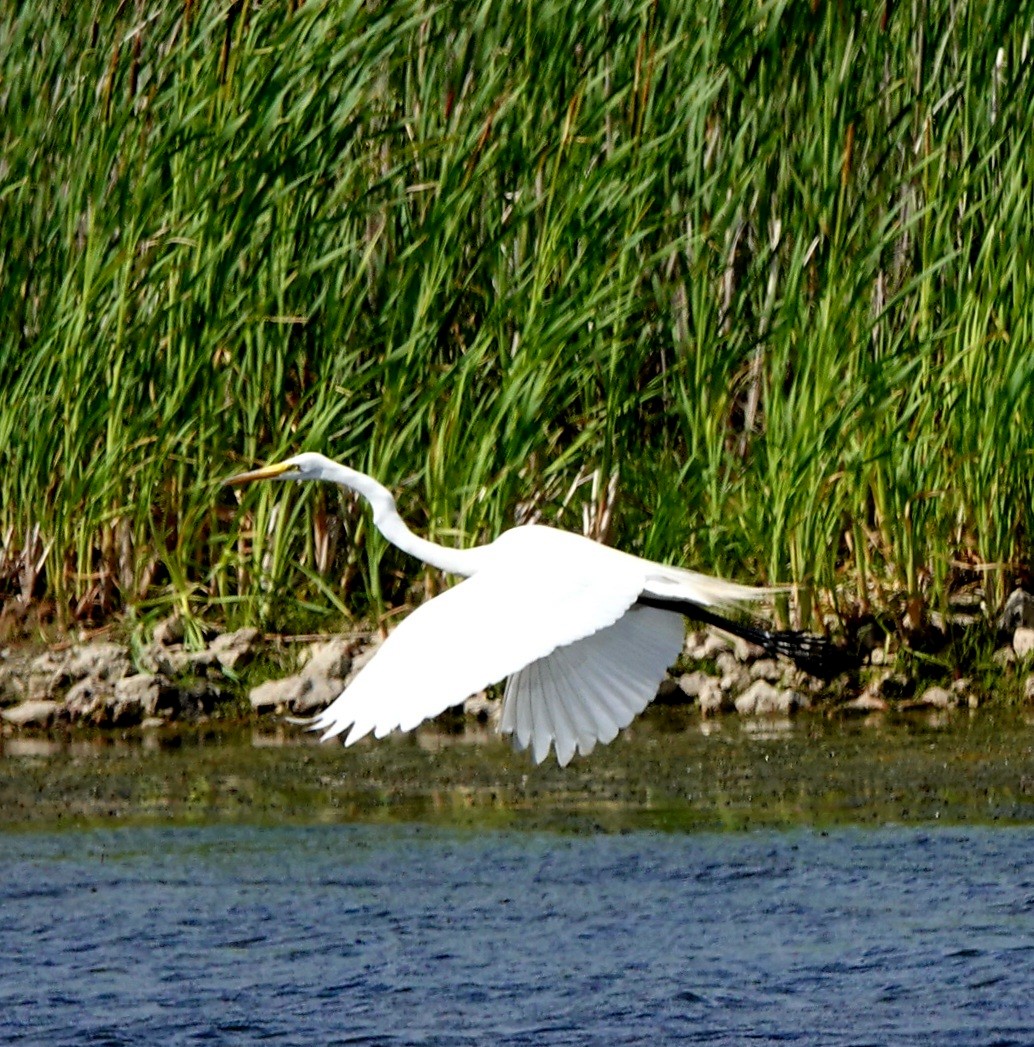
[224,452,337,487]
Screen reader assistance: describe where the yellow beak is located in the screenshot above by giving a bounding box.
[223,461,296,486]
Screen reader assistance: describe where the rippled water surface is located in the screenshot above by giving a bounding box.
[4,824,1034,1046]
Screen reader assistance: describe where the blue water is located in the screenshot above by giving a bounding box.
[2,825,1033,1046]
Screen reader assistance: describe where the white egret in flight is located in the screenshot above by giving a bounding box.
[226,452,844,765]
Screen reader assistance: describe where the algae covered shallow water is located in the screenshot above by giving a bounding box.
[3,707,1034,832]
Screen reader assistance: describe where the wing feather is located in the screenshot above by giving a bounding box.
[311,541,647,747]
[501,604,686,765]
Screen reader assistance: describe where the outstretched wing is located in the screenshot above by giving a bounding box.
[500,604,685,766]
[310,545,649,749]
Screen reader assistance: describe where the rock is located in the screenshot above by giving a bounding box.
[114,673,160,710]
[301,638,353,681]
[950,677,979,709]
[731,636,765,662]
[719,662,750,695]
[993,646,1017,668]
[917,685,955,709]
[149,646,221,676]
[106,695,145,727]
[249,676,307,715]
[749,658,782,682]
[342,634,383,684]
[139,646,180,676]
[0,663,26,705]
[696,676,730,714]
[678,670,717,700]
[27,649,69,677]
[839,693,889,714]
[734,680,802,716]
[1,699,62,728]
[112,674,182,719]
[210,627,261,671]
[27,642,131,702]
[463,691,500,726]
[27,650,72,700]
[715,651,743,676]
[64,676,113,722]
[291,675,345,716]
[1013,628,1034,659]
[136,643,162,675]
[866,670,914,701]
[249,669,347,717]
[67,642,130,682]
[999,589,1034,632]
[153,613,186,646]
[684,631,732,661]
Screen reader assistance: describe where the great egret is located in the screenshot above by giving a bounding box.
[226,452,844,765]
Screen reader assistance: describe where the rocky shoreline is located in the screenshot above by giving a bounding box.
[3,592,1034,737]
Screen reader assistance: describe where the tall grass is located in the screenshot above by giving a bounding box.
[1,0,1032,637]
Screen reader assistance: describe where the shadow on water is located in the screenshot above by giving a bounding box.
[3,705,1034,832]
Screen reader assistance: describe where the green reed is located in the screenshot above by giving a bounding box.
[1,0,1032,637]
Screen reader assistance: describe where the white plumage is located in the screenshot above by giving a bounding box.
[226,452,772,765]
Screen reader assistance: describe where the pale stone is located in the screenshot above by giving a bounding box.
[67,642,130,682]
[1013,627,1034,659]
[735,680,801,716]
[1,699,62,727]
[463,691,500,726]
[715,651,742,677]
[918,685,955,709]
[684,631,732,660]
[342,635,383,684]
[114,674,162,715]
[153,613,186,646]
[993,646,1017,667]
[867,670,913,700]
[249,676,307,714]
[840,693,888,714]
[1000,589,1034,632]
[731,636,765,662]
[301,638,353,681]
[749,658,782,682]
[64,677,112,721]
[697,677,730,714]
[28,650,68,676]
[720,667,750,694]
[678,671,716,699]
[210,627,261,670]
[291,675,345,716]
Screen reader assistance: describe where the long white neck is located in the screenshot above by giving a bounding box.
[326,462,482,577]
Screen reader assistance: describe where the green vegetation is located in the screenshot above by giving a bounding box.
[2,1,1033,639]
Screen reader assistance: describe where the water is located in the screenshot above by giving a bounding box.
[3,824,1034,1046]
